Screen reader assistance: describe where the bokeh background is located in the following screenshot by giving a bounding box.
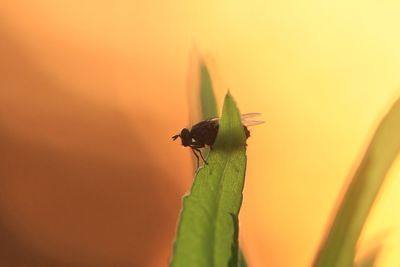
[1,1,400,266]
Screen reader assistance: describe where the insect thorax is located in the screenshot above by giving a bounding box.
[190,120,219,146]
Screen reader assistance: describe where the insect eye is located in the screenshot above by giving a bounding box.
[181,128,190,137]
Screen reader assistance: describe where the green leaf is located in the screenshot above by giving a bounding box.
[239,249,248,267]
[197,62,249,267]
[313,97,400,267]
[358,257,377,267]
[170,93,247,267]
[356,245,382,267]
[198,61,218,162]
[199,63,218,119]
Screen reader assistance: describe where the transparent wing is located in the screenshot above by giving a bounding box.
[241,113,264,127]
[242,118,265,127]
[240,112,262,119]
[209,113,264,127]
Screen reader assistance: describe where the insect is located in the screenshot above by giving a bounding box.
[172,113,263,168]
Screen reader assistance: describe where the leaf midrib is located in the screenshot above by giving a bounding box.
[210,148,233,267]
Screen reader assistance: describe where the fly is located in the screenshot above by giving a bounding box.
[172,113,264,168]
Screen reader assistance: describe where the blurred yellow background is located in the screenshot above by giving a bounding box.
[1,0,400,266]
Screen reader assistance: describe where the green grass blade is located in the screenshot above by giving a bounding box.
[198,62,218,160]
[239,249,248,267]
[170,93,247,267]
[358,258,377,267]
[357,246,382,267]
[197,62,249,267]
[200,63,218,119]
[313,97,400,267]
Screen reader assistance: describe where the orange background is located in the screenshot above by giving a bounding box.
[1,1,400,266]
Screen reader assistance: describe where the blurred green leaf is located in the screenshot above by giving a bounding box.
[357,234,385,267]
[357,246,382,267]
[200,63,218,119]
[170,93,247,267]
[239,249,248,267]
[198,61,218,162]
[314,98,400,267]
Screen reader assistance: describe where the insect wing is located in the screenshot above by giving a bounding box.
[209,113,264,127]
[240,113,264,127]
[241,119,264,127]
[240,112,262,119]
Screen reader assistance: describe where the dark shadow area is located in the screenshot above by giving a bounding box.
[0,22,182,267]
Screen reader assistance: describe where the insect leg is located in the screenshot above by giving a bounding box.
[191,148,200,169]
[193,147,208,165]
